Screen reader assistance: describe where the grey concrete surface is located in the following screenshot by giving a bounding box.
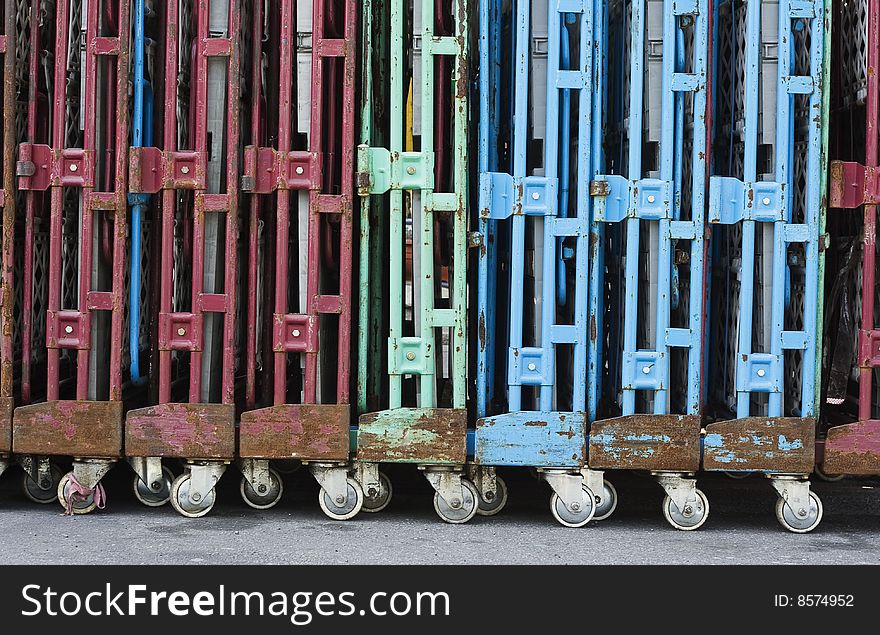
[0,464,877,565]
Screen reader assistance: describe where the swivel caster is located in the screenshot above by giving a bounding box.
[476,476,508,517]
[133,467,174,507]
[361,472,393,513]
[662,489,709,531]
[170,473,216,518]
[318,477,364,521]
[775,491,823,534]
[433,479,479,524]
[240,468,284,510]
[593,480,618,521]
[57,472,99,515]
[550,484,596,528]
[22,464,62,504]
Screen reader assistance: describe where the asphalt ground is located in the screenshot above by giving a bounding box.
[0,463,877,565]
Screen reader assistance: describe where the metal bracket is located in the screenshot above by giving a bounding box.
[769,475,812,519]
[18,454,53,491]
[858,329,880,369]
[72,459,116,491]
[128,457,165,493]
[592,175,673,222]
[354,462,382,500]
[17,144,93,190]
[540,469,586,512]
[467,465,498,503]
[186,462,227,506]
[158,312,203,351]
[239,459,272,494]
[310,463,350,508]
[388,336,432,375]
[423,468,465,509]
[241,147,317,193]
[46,310,91,350]
[737,352,782,393]
[479,172,558,220]
[273,313,319,353]
[508,346,552,386]
[709,177,786,224]
[128,147,204,193]
[356,146,434,195]
[655,472,698,514]
[580,468,606,503]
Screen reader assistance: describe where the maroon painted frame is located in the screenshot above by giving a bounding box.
[238,0,356,462]
[0,0,15,456]
[12,0,129,459]
[125,0,242,461]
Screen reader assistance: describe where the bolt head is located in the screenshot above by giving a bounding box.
[647,195,655,203]
[484,490,495,501]
[642,366,650,374]
[292,329,301,337]
[570,502,581,512]
[40,479,50,489]
[527,363,536,371]
[531,192,540,200]
[177,327,186,336]
[69,163,78,172]
[295,166,304,175]
[757,369,766,377]
[191,492,202,502]
[258,484,267,494]
[367,487,378,498]
[64,325,74,334]
[406,166,416,175]
[406,351,416,361]
[798,508,808,517]
[181,166,190,174]
[683,505,693,516]
[335,495,346,505]
[450,498,462,509]
[151,481,162,491]
[762,197,771,205]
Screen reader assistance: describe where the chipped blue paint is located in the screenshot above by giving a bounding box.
[623,433,672,443]
[474,412,586,468]
[778,435,803,452]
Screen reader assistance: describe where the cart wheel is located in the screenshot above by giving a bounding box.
[593,479,618,521]
[814,464,844,482]
[775,491,823,534]
[476,476,508,516]
[240,468,284,510]
[433,479,479,524]
[361,472,393,513]
[57,472,98,515]
[318,477,364,521]
[22,464,62,504]
[550,484,596,528]
[662,488,709,531]
[133,466,174,508]
[169,473,216,518]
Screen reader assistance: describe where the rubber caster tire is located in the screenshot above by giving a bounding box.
[662,488,709,531]
[170,473,216,518]
[361,472,393,513]
[318,477,364,521]
[593,479,618,521]
[433,479,479,524]
[550,484,596,528]
[476,476,508,517]
[775,491,823,534]
[57,472,98,515]
[22,464,63,504]
[133,467,174,507]
[240,468,284,510]
[724,471,751,480]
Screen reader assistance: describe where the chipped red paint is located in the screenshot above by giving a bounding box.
[125,403,235,459]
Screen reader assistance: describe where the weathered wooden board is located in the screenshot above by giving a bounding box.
[357,408,467,464]
[823,420,880,475]
[474,411,585,468]
[703,417,815,473]
[13,400,123,457]
[588,414,701,471]
[125,403,235,459]
[0,396,13,453]
[239,404,350,461]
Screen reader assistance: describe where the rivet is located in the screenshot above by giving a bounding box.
[295,166,304,175]
[642,366,651,374]
[647,195,655,204]
[177,327,186,336]
[531,192,540,200]
[527,363,537,371]
[181,166,190,174]
[757,369,766,377]
[762,197,771,206]
[64,325,73,334]
[406,351,416,361]
[69,163,78,172]
[406,166,416,175]
[292,329,301,337]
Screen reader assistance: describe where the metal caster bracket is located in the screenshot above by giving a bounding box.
[72,459,115,491]
[540,470,587,513]
[186,463,227,506]
[581,468,606,504]
[129,457,165,494]
[655,472,698,514]
[239,459,272,495]
[0,457,8,479]
[467,465,499,504]
[770,475,812,519]
[19,455,53,491]
[353,462,382,501]
[423,468,466,510]
[310,463,350,508]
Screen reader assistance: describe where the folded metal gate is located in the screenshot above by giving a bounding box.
[237,0,362,519]
[472,0,609,527]
[125,0,242,518]
[823,0,880,476]
[356,0,473,523]
[13,0,131,513]
[588,0,710,530]
[704,0,828,532]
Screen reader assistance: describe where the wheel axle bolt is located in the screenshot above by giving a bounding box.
[485,491,495,501]
[151,481,161,491]
[335,495,346,505]
[40,479,50,489]
[683,505,693,516]
[570,502,581,512]
[367,487,378,497]
[192,492,202,502]
[450,498,461,509]
[258,484,267,494]
[798,508,807,517]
